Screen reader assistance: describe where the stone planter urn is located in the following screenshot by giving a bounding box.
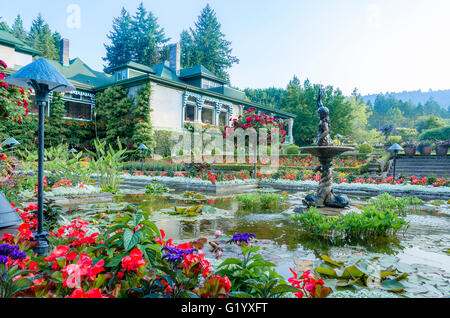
[436,145,448,156]
[403,146,416,157]
[419,145,432,156]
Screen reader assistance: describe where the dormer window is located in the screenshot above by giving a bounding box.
[116,69,128,81]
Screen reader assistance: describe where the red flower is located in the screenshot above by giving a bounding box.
[121,248,145,272]
[69,288,103,298]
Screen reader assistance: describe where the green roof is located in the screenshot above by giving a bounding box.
[179,65,226,83]
[109,61,155,74]
[152,61,183,82]
[48,58,114,89]
[0,30,41,56]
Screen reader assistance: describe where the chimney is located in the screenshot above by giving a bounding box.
[60,38,70,67]
[169,43,181,75]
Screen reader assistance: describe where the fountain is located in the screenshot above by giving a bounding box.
[299,88,354,209]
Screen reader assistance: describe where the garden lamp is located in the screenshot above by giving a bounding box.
[69,148,78,158]
[388,143,404,181]
[137,144,148,171]
[3,137,20,158]
[0,192,22,230]
[4,58,75,256]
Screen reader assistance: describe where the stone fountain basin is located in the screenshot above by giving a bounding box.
[300,146,355,158]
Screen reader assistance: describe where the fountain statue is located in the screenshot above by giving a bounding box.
[300,88,354,208]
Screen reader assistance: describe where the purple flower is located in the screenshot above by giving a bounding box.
[161,246,196,263]
[227,233,256,245]
[0,244,26,264]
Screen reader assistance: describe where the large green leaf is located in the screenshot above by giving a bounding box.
[381,279,405,292]
[336,277,360,287]
[315,267,337,278]
[218,258,242,268]
[321,255,343,268]
[123,228,140,251]
[342,265,365,279]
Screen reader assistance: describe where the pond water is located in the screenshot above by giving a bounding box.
[66,187,450,298]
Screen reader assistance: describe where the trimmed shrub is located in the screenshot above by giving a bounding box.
[154,130,174,157]
[286,145,300,155]
[358,143,374,154]
[386,135,402,145]
[419,126,450,141]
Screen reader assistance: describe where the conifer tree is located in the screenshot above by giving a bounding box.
[180,4,239,82]
[132,2,169,67]
[103,8,134,72]
[28,14,59,60]
[11,15,27,42]
[0,17,10,32]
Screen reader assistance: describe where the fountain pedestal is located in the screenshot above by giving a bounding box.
[300,146,354,208]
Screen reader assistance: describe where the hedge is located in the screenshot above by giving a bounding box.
[419,126,450,141]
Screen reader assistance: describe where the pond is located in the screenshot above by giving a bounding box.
[65,187,450,298]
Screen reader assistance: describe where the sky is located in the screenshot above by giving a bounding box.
[1,0,450,96]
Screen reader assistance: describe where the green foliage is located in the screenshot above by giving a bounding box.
[103,4,169,70]
[0,264,32,298]
[240,274,299,298]
[282,80,354,146]
[358,143,374,154]
[395,127,418,142]
[291,205,409,242]
[236,192,286,211]
[86,138,128,189]
[132,83,154,149]
[122,160,184,173]
[314,255,408,293]
[285,145,300,155]
[216,245,277,295]
[180,4,239,82]
[145,183,169,195]
[419,126,450,141]
[154,130,174,157]
[369,193,422,216]
[386,135,402,145]
[27,13,60,60]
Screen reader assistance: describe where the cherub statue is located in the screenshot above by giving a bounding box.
[316,89,333,146]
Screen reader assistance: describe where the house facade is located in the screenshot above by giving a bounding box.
[1,34,295,144]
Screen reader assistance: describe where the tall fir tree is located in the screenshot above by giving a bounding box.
[27,14,59,60]
[132,2,170,67]
[180,4,239,82]
[11,15,27,42]
[0,17,10,32]
[103,8,134,72]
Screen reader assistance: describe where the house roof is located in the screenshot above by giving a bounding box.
[47,58,114,89]
[0,30,41,56]
[151,61,183,82]
[179,65,227,84]
[108,61,155,74]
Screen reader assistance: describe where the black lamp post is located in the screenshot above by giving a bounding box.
[388,143,404,181]
[4,58,74,256]
[3,137,20,158]
[137,144,148,171]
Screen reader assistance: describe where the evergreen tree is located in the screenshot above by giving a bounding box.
[132,2,169,67]
[0,17,10,32]
[11,15,27,42]
[27,14,59,59]
[103,8,134,72]
[180,4,239,82]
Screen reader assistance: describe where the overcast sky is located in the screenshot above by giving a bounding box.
[1,0,449,95]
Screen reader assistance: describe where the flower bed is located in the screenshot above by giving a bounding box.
[0,204,330,299]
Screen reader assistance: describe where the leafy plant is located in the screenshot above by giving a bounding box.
[236,192,286,211]
[0,263,32,298]
[369,193,422,216]
[145,183,169,195]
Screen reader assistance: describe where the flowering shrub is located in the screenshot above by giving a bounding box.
[0,60,30,122]
[223,108,287,147]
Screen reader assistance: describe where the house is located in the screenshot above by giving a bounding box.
[1,34,295,144]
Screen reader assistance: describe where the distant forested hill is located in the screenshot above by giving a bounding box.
[362,89,450,109]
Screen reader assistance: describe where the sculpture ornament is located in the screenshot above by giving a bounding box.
[300,88,351,209]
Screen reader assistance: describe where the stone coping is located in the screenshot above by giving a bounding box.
[119,176,450,200]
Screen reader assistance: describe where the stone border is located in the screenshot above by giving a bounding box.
[119,176,450,200]
[22,192,115,209]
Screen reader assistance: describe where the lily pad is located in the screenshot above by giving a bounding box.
[380,280,405,292]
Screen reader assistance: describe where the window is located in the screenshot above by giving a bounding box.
[202,79,220,89]
[64,101,92,120]
[116,69,127,81]
[202,108,214,124]
[185,104,195,122]
[219,111,228,126]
